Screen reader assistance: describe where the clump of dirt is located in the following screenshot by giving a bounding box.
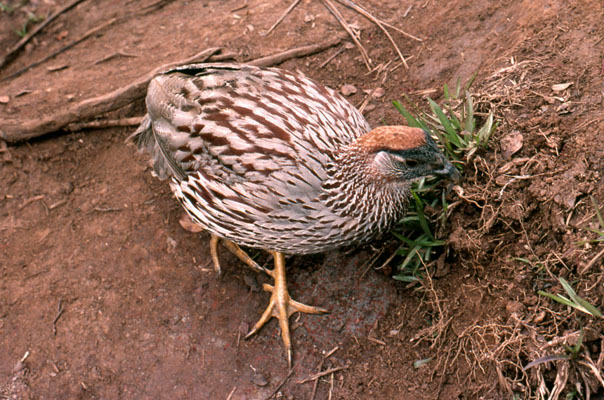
[1,0,603,399]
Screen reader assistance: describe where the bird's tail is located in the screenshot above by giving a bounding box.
[126,114,186,181]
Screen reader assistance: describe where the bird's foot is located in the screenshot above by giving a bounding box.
[209,235,269,275]
[245,251,327,367]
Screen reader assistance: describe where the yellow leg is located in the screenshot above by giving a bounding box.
[209,235,268,275]
[245,251,328,367]
[210,235,222,274]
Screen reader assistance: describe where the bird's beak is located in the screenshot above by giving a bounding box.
[434,158,461,181]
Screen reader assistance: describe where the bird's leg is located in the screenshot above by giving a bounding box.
[209,234,269,275]
[209,235,222,274]
[245,251,328,367]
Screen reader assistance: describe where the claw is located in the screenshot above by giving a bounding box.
[210,235,269,275]
[245,251,328,366]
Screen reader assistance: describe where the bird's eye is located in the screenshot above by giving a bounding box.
[406,159,419,168]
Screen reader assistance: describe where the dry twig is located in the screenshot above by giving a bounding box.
[265,0,419,71]
[52,299,64,335]
[0,0,89,69]
[263,370,293,400]
[335,0,408,69]
[93,51,139,65]
[263,0,302,36]
[309,346,339,400]
[225,386,236,400]
[321,0,371,70]
[296,365,349,384]
[2,18,118,82]
[250,35,344,68]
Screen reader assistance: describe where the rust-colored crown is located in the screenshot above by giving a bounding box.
[356,126,427,153]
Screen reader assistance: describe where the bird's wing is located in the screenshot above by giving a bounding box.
[135,63,369,188]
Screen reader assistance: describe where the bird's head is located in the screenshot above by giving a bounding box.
[358,126,460,183]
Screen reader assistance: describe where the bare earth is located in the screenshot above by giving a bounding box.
[1,0,603,399]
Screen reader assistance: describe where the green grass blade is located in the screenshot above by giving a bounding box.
[411,191,434,240]
[427,98,459,140]
[591,197,604,228]
[538,291,576,308]
[464,90,475,133]
[476,113,494,147]
[559,278,602,317]
[393,101,425,129]
[464,71,478,92]
[400,245,421,269]
[445,102,462,132]
[393,273,419,282]
[454,77,462,98]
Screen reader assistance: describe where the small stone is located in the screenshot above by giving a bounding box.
[340,84,357,96]
[552,82,572,92]
[179,214,203,233]
[56,30,69,40]
[251,371,268,387]
[372,87,385,98]
[0,96,9,104]
[500,131,523,160]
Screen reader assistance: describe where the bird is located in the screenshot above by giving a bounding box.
[129,63,459,366]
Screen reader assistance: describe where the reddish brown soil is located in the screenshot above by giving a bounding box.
[1,0,603,399]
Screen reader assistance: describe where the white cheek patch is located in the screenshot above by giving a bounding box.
[373,151,400,175]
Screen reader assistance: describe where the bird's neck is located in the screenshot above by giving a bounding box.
[320,145,410,235]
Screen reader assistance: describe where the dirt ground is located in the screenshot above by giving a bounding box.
[1,0,603,399]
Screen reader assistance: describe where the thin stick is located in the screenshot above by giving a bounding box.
[0,0,89,69]
[263,0,301,36]
[321,0,371,70]
[296,365,349,384]
[310,358,325,400]
[94,51,139,65]
[334,0,408,69]
[230,3,248,13]
[319,44,350,69]
[2,18,117,82]
[379,20,422,42]
[263,370,293,400]
[310,346,339,400]
[225,386,236,400]
[581,246,604,275]
[52,299,64,336]
[328,371,334,400]
[66,117,143,132]
[250,35,344,68]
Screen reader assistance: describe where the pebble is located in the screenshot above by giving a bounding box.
[372,87,385,98]
[340,84,357,96]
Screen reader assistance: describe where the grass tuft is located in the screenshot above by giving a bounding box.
[15,12,43,38]
[538,277,602,318]
[390,77,497,281]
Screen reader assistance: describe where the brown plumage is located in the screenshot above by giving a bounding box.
[130,63,458,365]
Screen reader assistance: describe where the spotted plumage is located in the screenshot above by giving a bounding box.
[130,63,458,365]
[131,63,456,254]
